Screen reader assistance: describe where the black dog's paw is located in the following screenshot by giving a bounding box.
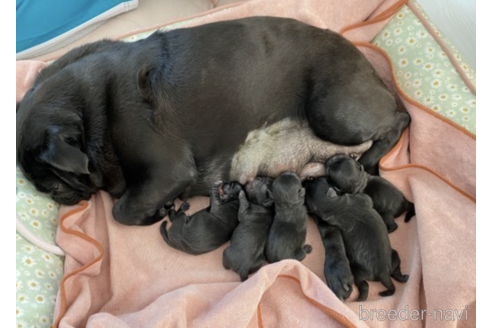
[303,244,313,254]
[387,222,398,233]
[325,268,354,301]
[179,202,191,212]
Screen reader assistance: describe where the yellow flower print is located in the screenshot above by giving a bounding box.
[385,39,393,46]
[431,105,441,112]
[413,79,422,87]
[22,256,36,267]
[29,208,39,216]
[398,46,406,54]
[413,90,423,98]
[417,30,428,39]
[404,72,412,79]
[398,58,409,68]
[18,294,28,303]
[394,28,402,35]
[413,58,423,66]
[28,279,41,290]
[31,220,41,229]
[460,107,470,113]
[447,110,456,117]
[431,79,441,88]
[47,203,55,211]
[423,63,434,71]
[18,179,25,185]
[397,12,404,19]
[382,30,391,38]
[406,37,417,46]
[453,94,462,101]
[433,69,444,78]
[438,94,448,101]
[43,253,53,263]
[36,295,45,303]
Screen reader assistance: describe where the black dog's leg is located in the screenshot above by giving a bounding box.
[237,190,249,220]
[209,181,223,214]
[381,213,398,233]
[404,202,416,223]
[355,277,369,302]
[359,112,410,175]
[378,274,396,297]
[318,223,354,301]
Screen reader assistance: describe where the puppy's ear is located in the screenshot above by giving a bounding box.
[267,189,274,201]
[40,125,90,175]
[327,188,337,198]
[262,198,274,207]
[298,188,306,199]
[137,65,155,102]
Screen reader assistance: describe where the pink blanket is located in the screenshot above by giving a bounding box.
[16,0,476,326]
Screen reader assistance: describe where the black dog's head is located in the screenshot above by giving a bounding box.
[270,172,305,205]
[217,182,243,203]
[16,72,96,205]
[302,177,337,216]
[325,154,367,194]
[245,176,274,207]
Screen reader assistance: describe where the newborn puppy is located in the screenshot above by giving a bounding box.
[222,178,274,281]
[160,181,242,255]
[265,172,312,263]
[325,154,415,232]
[304,177,408,301]
[313,217,354,301]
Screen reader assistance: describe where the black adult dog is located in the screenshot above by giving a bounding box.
[16,16,410,226]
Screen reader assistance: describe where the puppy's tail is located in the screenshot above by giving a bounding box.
[404,202,415,223]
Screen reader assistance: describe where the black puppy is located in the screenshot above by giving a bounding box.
[265,172,312,263]
[16,17,409,226]
[304,178,408,301]
[313,217,355,301]
[325,154,415,232]
[222,177,274,281]
[160,181,242,255]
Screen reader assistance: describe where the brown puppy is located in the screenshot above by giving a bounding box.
[325,154,415,232]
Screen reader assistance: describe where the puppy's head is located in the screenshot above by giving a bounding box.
[217,182,243,203]
[245,176,274,207]
[270,172,305,205]
[16,75,96,205]
[302,177,336,213]
[325,154,366,193]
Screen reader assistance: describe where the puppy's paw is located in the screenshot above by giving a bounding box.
[179,202,191,212]
[387,222,398,233]
[325,266,354,301]
[303,244,313,254]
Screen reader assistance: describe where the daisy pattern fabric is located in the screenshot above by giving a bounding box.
[372,5,476,134]
[16,167,64,328]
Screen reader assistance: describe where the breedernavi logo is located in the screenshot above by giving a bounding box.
[359,306,469,321]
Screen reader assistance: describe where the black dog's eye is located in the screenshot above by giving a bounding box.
[53,183,60,191]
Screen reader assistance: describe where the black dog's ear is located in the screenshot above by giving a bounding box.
[327,188,337,198]
[298,188,306,199]
[137,65,155,102]
[40,125,89,175]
